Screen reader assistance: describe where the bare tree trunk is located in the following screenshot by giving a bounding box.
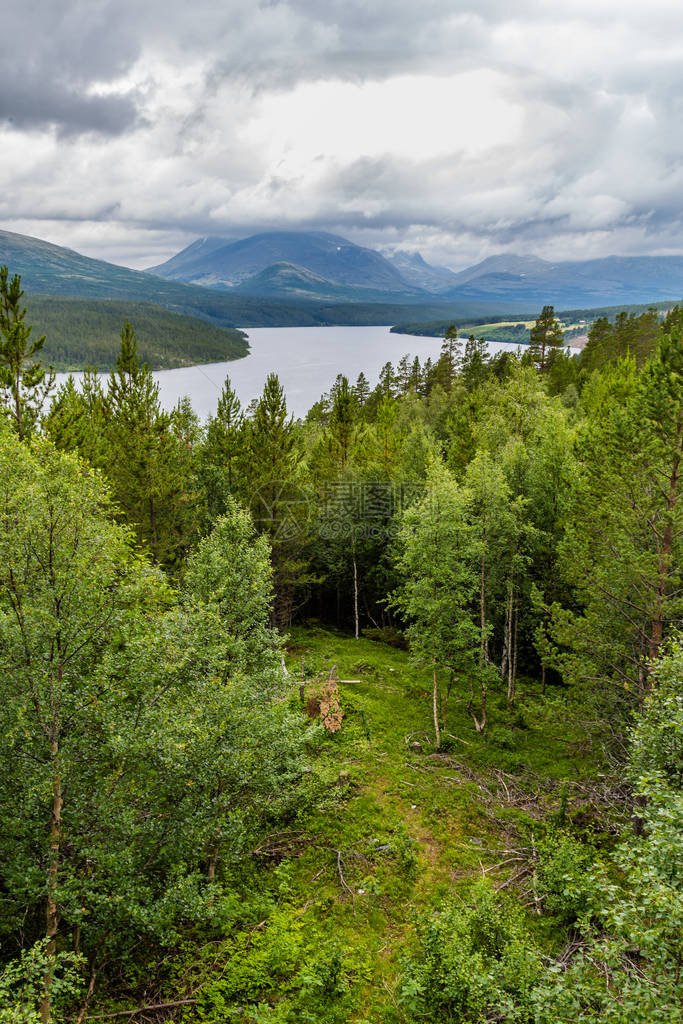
[508,593,519,708]
[41,737,62,1024]
[442,670,454,732]
[541,664,546,696]
[352,542,359,640]
[432,668,441,749]
[500,631,508,683]
[480,530,488,661]
[467,676,487,733]
[648,442,680,677]
[148,494,159,561]
[506,582,514,700]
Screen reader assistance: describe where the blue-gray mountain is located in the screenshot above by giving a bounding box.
[436,253,683,306]
[148,230,422,300]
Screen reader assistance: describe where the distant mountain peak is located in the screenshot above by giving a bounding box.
[148,229,423,297]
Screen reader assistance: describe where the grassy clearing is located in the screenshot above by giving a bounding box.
[179,626,610,1022]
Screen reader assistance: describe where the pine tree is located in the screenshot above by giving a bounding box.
[0,266,55,438]
[245,373,310,627]
[353,371,370,407]
[528,305,564,373]
[45,367,107,466]
[433,324,461,392]
[104,323,195,567]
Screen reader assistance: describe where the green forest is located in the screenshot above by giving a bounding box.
[0,266,681,1024]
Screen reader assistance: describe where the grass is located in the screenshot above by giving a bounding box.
[193,625,603,1022]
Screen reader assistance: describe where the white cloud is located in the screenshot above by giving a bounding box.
[3,0,683,269]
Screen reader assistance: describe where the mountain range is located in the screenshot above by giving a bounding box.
[149,231,683,308]
[2,226,683,351]
[0,228,519,338]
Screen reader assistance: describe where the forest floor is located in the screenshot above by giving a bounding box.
[177,626,615,1023]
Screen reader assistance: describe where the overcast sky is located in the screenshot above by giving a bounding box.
[3,0,683,270]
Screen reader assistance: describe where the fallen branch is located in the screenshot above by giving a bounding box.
[334,848,356,916]
[84,999,197,1020]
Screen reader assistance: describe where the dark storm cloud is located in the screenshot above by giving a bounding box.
[0,0,142,134]
[0,74,139,135]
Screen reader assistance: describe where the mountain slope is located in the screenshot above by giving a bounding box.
[0,227,526,331]
[148,230,423,295]
[235,260,427,302]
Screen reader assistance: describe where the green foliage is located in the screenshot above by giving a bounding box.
[0,942,83,1024]
[182,500,280,676]
[47,322,199,568]
[0,429,318,1019]
[550,333,683,700]
[580,307,661,374]
[533,639,683,1022]
[194,905,353,1024]
[245,373,313,627]
[399,882,542,1023]
[526,305,565,374]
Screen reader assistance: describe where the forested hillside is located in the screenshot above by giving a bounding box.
[0,268,681,1024]
[25,295,248,370]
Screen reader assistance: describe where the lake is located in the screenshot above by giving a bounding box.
[55,325,535,420]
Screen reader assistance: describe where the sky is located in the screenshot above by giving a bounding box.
[3,0,683,270]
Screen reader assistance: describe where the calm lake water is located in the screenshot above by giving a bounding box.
[56,325,531,420]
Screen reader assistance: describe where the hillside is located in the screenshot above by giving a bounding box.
[235,260,429,302]
[24,296,248,371]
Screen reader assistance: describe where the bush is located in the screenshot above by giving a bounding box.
[536,831,595,925]
[399,882,541,1022]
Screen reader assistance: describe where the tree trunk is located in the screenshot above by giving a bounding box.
[480,528,488,661]
[648,441,680,675]
[508,593,519,708]
[352,542,359,640]
[442,670,454,732]
[41,738,62,1024]
[148,494,159,561]
[432,668,441,749]
[467,676,487,733]
[505,582,514,700]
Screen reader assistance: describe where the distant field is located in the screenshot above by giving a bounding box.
[25,295,249,371]
[390,299,677,340]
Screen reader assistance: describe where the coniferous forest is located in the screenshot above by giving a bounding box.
[1,265,681,1023]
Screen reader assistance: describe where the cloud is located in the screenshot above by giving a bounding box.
[3,0,683,267]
